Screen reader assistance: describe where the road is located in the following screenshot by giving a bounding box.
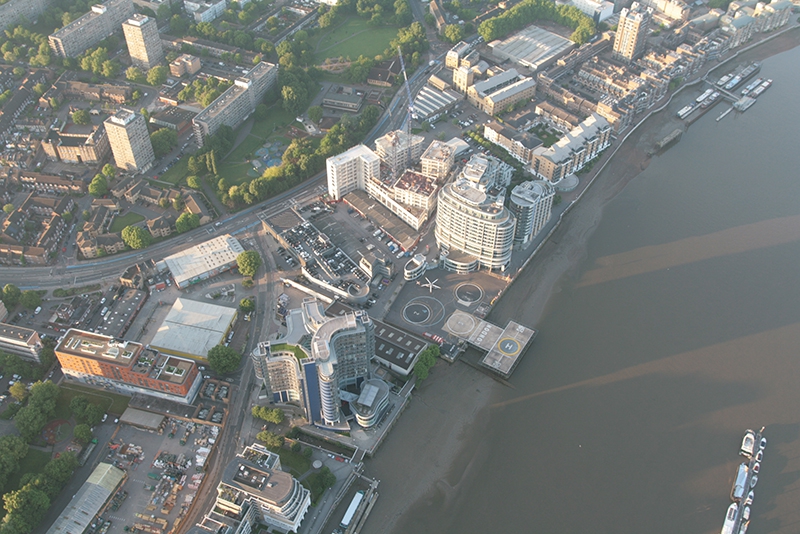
[3,42,444,534]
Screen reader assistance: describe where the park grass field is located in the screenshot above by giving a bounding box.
[109,212,145,233]
[312,17,398,60]
[158,155,190,184]
[57,385,130,417]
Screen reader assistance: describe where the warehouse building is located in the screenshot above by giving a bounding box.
[47,464,126,534]
[159,234,244,289]
[149,298,237,360]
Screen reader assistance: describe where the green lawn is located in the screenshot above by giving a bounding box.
[5,449,50,492]
[250,107,295,139]
[109,212,145,233]
[58,385,130,416]
[278,448,311,477]
[311,17,398,60]
[159,155,190,184]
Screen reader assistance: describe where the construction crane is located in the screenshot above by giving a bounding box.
[397,45,417,133]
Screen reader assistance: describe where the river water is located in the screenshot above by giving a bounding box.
[382,44,800,533]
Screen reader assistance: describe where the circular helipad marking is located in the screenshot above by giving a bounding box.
[403,302,431,324]
[403,296,446,327]
[455,282,484,306]
[496,338,521,356]
[445,313,477,336]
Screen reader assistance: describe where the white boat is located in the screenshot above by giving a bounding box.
[741,430,756,457]
[721,503,738,534]
[731,463,749,501]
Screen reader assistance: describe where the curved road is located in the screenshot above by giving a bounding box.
[0,59,439,289]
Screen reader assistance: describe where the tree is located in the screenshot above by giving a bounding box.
[2,284,21,308]
[175,212,200,233]
[0,435,28,491]
[187,155,207,175]
[242,278,254,288]
[207,344,242,374]
[443,24,464,43]
[147,65,168,86]
[102,164,116,179]
[150,128,178,158]
[42,452,77,490]
[308,105,323,124]
[82,209,92,221]
[237,250,262,277]
[14,406,48,443]
[3,484,50,530]
[186,175,202,189]
[71,109,91,125]
[69,395,89,420]
[256,431,284,451]
[9,382,27,402]
[158,198,170,209]
[73,424,93,445]
[157,3,171,19]
[239,297,255,313]
[2,203,13,214]
[88,174,108,197]
[83,404,105,427]
[172,197,184,211]
[121,226,152,249]
[19,290,41,310]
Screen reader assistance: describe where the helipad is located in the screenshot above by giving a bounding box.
[443,310,536,377]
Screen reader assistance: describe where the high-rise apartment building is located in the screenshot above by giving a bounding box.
[104,109,156,172]
[252,299,376,428]
[326,144,380,201]
[374,130,425,175]
[613,2,652,61]
[509,180,555,245]
[55,328,203,404]
[123,14,164,70]
[49,0,135,58]
[192,62,278,146]
[435,154,516,273]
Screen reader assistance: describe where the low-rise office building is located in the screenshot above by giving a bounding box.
[169,54,202,77]
[467,68,536,115]
[321,85,363,112]
[55,328,203,403]
[0,324,43,362]
[41,124,111,165]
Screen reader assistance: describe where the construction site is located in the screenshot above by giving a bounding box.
[86,420,220,534]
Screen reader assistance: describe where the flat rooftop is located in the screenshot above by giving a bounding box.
[0,323,38,344]
[161,234,243,287]
[222,457,294,504]
[393,170,437,197]
[93,288,146,338]
[488,25,575,71]
[443,310,536,378]
[421,140,454,164]
[56,329,143,364]
[149,298,237,359]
